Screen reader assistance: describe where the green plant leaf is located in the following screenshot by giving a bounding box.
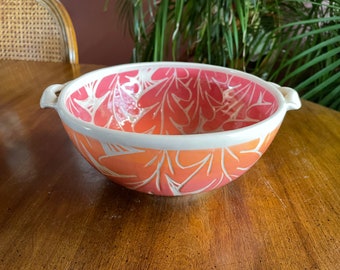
[114,0,340,110]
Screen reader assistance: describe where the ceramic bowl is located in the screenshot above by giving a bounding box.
[40,62,301,196]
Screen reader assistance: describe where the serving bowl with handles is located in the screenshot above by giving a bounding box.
[40,62,301,196]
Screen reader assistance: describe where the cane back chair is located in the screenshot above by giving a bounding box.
[0,0,78,64]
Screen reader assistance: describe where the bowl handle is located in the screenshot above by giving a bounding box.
[40,84,65,109]
[269,83,302,111]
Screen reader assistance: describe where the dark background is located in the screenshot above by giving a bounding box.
[60,0,134,65]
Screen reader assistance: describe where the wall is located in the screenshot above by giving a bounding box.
[60,0,134,65]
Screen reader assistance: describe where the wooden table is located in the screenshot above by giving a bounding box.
[0,60,339,269]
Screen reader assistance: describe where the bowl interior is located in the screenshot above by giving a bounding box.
[66,66,279,135]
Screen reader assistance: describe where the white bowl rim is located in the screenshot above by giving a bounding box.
[56,62,290,150]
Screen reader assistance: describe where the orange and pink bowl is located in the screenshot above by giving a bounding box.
[40,62,301,196]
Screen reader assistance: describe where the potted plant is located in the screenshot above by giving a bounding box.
[107,0,340,110]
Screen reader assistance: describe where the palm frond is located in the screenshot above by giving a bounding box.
[112,0,340,110]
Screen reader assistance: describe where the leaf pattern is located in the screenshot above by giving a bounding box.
[68,67,278,135]
[64,125,279,196]
[64,66,280,195]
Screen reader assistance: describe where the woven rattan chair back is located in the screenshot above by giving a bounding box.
[0,0,78,64]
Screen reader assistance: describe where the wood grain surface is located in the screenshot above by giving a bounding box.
[0,60,339,269]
